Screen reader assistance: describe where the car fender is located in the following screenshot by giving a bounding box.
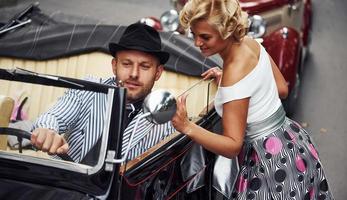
[262,27,301,92]
[240,0,289,14]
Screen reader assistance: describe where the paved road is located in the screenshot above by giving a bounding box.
[1,0,347,199]
[292,1,347,199]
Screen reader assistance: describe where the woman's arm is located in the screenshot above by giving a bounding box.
[172,94,248,158]
[269,55,289,99]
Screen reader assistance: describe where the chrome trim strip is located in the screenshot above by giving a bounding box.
[0,151,91,173]
[87,88,114,174]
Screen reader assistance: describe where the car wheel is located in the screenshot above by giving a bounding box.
[302,30,312,65]
[283,45,305,116]
[283,72,300,116]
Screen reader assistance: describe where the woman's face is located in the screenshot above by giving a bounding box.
[190,19,228,57]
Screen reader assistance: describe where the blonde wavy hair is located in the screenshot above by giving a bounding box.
[179,0,248,42]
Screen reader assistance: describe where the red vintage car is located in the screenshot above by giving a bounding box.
[157,0,312,115]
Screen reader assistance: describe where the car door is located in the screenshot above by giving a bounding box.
[119,112,223,200]
[117,80,223,200]
[0,69,126,199]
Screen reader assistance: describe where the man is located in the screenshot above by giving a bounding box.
[30,23,175,163]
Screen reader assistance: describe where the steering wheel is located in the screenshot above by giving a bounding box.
[0,127,73,162]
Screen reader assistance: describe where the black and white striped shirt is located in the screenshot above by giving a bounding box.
[33,77,175,162]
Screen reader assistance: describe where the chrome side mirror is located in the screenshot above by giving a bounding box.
[110,90,176,163]
[143,89,177,124]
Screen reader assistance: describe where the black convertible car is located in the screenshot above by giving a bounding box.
[0,3,238,200]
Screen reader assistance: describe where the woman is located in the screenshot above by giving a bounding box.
[171,0,334,199]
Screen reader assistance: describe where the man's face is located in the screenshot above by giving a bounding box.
[112,50,164,103]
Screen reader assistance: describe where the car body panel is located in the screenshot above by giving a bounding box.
[119,109,221,199]
[240,0,289,14]
[263,27,301,92]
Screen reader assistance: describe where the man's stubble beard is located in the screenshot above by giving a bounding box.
[126,82,154,103]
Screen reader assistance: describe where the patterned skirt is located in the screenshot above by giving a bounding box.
[231,107,334,200]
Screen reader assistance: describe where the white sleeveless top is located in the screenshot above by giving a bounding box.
[214,44,282,123]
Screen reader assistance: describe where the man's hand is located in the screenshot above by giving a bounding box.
[31,128,69,155]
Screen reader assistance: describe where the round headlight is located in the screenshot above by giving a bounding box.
[247,15,266,38]
[160,9,179,32]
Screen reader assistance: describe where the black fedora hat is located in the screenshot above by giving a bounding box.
[109,23,170,64]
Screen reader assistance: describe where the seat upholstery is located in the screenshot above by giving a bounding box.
[0,53,216,120]
[0,95,14,150]
[0,52,217,162]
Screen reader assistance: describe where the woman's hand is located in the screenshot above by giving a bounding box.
[171,93,192,135]
[201,67,222,84]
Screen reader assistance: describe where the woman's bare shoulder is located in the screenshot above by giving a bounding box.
[222,41,260,87]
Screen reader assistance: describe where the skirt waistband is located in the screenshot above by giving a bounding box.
[245,106,286,142]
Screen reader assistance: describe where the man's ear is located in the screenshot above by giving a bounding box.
[155,65,164,81]
[111,58,117,76]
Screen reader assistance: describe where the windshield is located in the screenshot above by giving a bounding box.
[0,68,122,173]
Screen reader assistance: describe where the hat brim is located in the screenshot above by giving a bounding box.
[109,43,170,65]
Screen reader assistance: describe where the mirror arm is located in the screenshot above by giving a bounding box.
[206,80,211,115]
[107,112,151,164]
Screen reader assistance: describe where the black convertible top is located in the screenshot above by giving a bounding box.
[0,3,221,76]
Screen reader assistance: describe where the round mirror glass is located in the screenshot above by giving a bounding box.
[143,89,176,124]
